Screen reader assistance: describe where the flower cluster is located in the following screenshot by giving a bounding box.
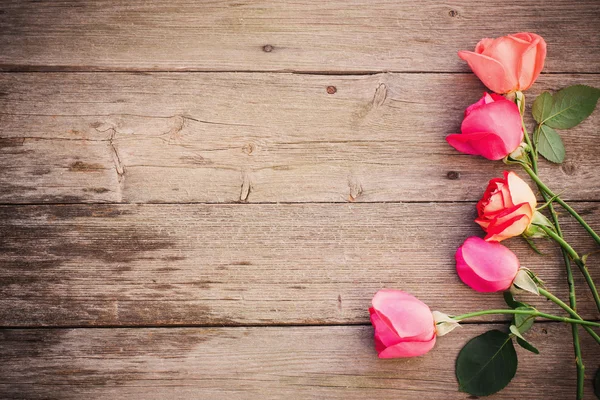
[368,33,600,398]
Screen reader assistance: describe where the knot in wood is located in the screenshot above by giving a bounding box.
[446,171,460,180]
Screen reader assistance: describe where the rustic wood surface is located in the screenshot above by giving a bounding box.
[1,203,599,327]
[0,0,598,72]
[1,73,599,204]
[1,0,599,399]
[1,324,599,399]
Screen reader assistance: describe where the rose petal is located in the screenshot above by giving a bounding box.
[370,308,401,353]
[506,171,537,210]
[482,190,506,215]
[371,290,434,341]
[446,132,509,160]
[377,336,436,359]
[483,36,530,90]
[484,213,530,242]
[458,50,514,94]
[461,100,523,154]
[458,237,520,284]
[465,92,495,117]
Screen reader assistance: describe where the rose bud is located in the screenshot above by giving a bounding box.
[458,32,546,94]
[476,171,537,242]
[455,237,520,292]
[446,93,523,160]
[369,289,436,358]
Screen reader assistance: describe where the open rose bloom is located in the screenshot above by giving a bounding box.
[446,93,523,160]
[458,33,546,94]
[369,289,436,358]
[476,171,537,242]
[456,237,520,292]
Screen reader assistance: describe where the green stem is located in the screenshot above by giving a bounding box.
[539,197,585,398]
[535,224,600,313]
[539,288,600,345]
[522,164,600,246]
[452,309,600,327]
[519,106,538,172]
[518,103,584,398]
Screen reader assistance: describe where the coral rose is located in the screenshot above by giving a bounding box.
[455,237,520,292]
[369,289,436,358]
[476,171,537,242]
[458,32,547,94]
[446,92,523,160]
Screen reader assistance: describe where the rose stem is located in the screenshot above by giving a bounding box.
[534,223,600,313]
[518,103,585,399]
[521,164,600,246]
[538,288,600,344]
[451,309,600,330]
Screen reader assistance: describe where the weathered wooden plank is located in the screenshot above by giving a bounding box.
[1,203,598,326]
[0,0,598,73]
[1,73,599,203]
[1,324,598,399]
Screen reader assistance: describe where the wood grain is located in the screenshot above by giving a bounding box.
[1,323,598,399]
[1,203,598,327]
[1,73,599,204]
[0,0,598,73]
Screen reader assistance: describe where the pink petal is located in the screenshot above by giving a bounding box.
[462,100,523,153]
[378,336,436,359]
[369,308,401,353]
[446,132,510,160]
[458,50,515,94]
[464,92,495,117]
[457,237,520,292]
[371,289,434,341]
[483,37,530,90]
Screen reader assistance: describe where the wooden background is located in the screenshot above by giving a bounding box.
[1,1,599,398]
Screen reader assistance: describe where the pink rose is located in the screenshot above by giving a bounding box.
[369,289,436,358]
[456,237,520,292]
[446,93,523,160]
[476,171,537,242]
[458,32,547,94]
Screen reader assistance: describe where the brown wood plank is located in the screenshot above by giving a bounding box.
[1,323,598,399]
[1,203,598,327]
[0,0,598,73]
[1,73,599,203]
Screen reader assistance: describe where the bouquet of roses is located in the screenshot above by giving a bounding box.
[369,33,600,398]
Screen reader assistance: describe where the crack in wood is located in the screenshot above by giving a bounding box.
[239,171,252,202]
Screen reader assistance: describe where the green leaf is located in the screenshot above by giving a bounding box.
[542,85,600,129]
[532,91,553,124]
[538,125,565,164]
[503,291,528,309]
[509,325,525,340]
[512,269,539,295]
[516,337,540,355]
[594,367,600,399]
[514,307,536,334]
[456,330,518,396]
[522,236,544,254]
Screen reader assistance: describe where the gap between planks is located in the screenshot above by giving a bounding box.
[0,319,598,330]
[1,69,600,75]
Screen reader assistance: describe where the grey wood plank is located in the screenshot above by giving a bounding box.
[1,323,598,399]
[1,203,598,326]
[0,0,598,73]
[1,73,599,203]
